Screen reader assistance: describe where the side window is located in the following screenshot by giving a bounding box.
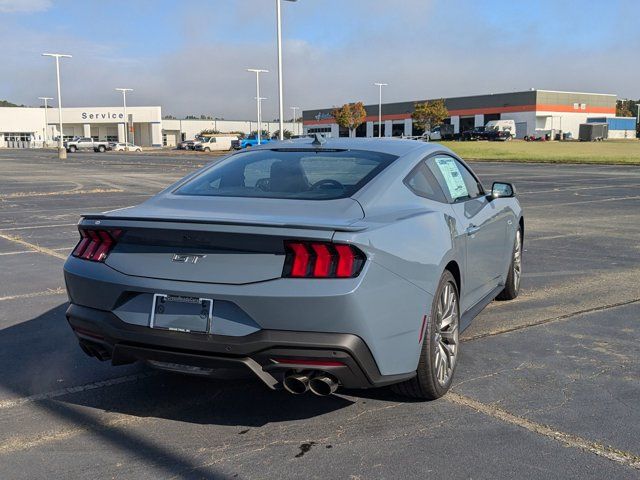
[404,161,447,203]
[427,155,483,202]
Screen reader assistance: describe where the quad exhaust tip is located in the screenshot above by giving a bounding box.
[309,374,339,396]
[282,371,311,394]
[283,371,339,396]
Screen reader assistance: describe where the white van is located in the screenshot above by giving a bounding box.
[194,135,238,152]
[485,120,516,139]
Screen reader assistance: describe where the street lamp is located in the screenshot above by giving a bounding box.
[374,82,388,138]
[636,104,640,139]
[247,69,268,144]
[38,96,53,146]
[115,88,133,149]
[290,106,300,136]
[42,53,72,159]
[276,0,297,141]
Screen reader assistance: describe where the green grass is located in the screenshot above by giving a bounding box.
[438,140,640,165]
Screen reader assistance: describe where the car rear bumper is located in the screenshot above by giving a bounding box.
[66,303,415,390]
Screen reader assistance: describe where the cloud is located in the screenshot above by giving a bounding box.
[2,0,640,119]
[0,0,52,13]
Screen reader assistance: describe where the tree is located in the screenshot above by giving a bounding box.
[332,102,367,137]
[616,99,640,137]
[412,99,449,133]
[199,129,221,136]
[272,129,292,139]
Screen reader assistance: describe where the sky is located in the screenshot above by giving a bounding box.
[1,0,639,119]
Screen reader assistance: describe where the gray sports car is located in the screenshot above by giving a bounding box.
[64,136,523,400]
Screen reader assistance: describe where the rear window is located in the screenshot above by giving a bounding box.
[175,149,397,200]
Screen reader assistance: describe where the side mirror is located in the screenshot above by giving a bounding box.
[490,182,516,199]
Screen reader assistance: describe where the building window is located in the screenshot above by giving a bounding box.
[580,103,586,110]
[106,135,118,142]
[573,103,579,110]
[307,127,331,134]
[3,132,32,142]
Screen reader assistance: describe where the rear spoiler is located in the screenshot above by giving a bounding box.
[79,214,367,233]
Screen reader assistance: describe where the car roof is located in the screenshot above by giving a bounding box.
[249,137,441,157]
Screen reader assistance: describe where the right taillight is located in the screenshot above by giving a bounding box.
[283,241,365,278]
[72,228,122,262]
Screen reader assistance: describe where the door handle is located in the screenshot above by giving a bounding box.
[466,224,481,236]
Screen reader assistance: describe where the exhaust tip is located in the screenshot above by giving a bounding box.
[282,372,310,394]
[309,374,339,396]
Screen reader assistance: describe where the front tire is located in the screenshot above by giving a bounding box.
[497,227,522,300]
[392,270,460,400]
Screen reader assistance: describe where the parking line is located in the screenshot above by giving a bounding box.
[0,233,67,260]
[447,392,640,470]
[0,372,155,411]
[0,288,65,303]
[0,247,71,257]
[0,223,77,232]
[0,188,123,199]
[462,297,640,342]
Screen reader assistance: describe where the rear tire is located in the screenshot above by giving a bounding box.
[392,270,460,400]
[496,228,522,300]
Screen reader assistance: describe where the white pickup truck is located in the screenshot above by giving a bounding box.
[65,137,110,153]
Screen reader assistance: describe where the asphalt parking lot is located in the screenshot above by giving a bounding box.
[0,148,638,479]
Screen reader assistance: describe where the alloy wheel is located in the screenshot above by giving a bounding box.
[434,282,459,386]
[513,230,522,291]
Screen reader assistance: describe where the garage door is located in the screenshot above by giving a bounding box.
[516,122,527,139]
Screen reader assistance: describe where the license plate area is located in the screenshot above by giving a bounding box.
[149,294,212,334]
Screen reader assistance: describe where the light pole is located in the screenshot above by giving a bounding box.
[374,82,388,138]
[115,88,133,149]
[247,69,268,144]
[636,104,640,139]
[38,96,53,146]
[290,106,299,136]
[276,0,298,141]
[42,53,72,159]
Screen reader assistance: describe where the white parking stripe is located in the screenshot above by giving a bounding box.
[0,288,65,302]
[0,188,123,199]
[447,392,640,470]
[0,223,77,232]
[0,373,155,411]
[0,233,67,260]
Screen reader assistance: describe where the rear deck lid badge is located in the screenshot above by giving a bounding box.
[172,254,207,264]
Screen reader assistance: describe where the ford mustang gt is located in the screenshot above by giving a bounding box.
[64,136,523,400]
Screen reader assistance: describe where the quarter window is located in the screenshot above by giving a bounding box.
[404,161,447,203]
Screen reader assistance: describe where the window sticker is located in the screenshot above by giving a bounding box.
[434,157,468,200]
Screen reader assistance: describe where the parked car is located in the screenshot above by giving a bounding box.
[112,142,142,152]
[178,137,204,150]
[460,126,486,141]
[194,136,238,152]
[65,137,110,153]
[64,137,523,400]
[232,136,272,149]
[424,124,455,141]
[484,120,515,141]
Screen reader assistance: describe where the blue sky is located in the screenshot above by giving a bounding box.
[1,0,639,118]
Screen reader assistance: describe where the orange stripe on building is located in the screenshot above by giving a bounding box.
[303,104,615,125]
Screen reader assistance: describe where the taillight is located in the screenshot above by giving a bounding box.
[283,241,365,278]
[72,228,122,262]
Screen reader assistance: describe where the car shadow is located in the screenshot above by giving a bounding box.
[0,303,357,478]
[0,303,355,426]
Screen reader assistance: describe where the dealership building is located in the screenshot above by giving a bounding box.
[302,89,621,139]
[0,105,301,148]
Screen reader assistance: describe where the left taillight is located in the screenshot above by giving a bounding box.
[282,241,366,278]
[71,228,123,262]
